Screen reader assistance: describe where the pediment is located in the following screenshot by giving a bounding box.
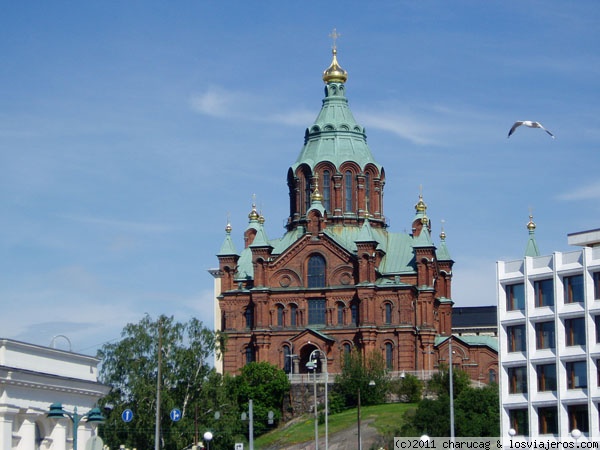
[290,328,336,344]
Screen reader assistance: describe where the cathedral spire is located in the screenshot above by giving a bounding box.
[524,213,540,257]
[322,28,348,84]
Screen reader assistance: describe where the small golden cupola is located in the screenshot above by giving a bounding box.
[322,29,348,84]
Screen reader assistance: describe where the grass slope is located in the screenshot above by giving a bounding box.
[255,403,416,449]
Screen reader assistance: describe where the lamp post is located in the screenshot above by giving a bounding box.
[203,431,213,450]
[448,337,455,441]
[357,380,375,450]
[306,359,319,450]
[47,403,104,450]
[307,348,329,450]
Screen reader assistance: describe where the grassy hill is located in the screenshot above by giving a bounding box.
[255,403,416,449]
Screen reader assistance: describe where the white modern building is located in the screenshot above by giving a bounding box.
[497,222,600,438]
[0,338,110,450]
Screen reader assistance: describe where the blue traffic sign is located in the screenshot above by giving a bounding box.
[121,409,134,423]
[170,408,182,422]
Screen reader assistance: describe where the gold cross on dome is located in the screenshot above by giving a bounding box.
[329,28,341,50]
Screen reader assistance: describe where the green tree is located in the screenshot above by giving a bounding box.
[230,361,291,437]
[97,314,224,450]
[392,373,423,403]
[427,365,471,398]
[334,350,389,408]
[454,383,499,436]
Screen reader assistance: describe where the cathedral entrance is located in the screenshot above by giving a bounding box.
[299,343,322,374]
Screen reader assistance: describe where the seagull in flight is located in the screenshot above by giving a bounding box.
[508,121,555,139]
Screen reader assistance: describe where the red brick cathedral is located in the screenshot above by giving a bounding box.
[215,46,462,378]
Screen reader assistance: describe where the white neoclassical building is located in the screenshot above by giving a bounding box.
[0,338,110,450]
[498,224,600,438]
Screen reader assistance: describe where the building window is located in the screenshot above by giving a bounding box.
[564,274,584,303]
[343,343,352,354]
[594,272,600,300]
[596,315,600,343]
[568,404,589,433]
[385,342,393,370]
[538,406,558,435]
[506,283,525,311]
[509,408,529,436]
[536,363,557,392]
[535,321,555,349]
[323,170,331,212]
[276,304,284,327]
[337,303,344,326]
[534,278,554,307]
[566,360,587,389]
[489,369,497,384]
[565,317,586,347]
[507,324,526,352]
[283,345,292,374]
[351,303,358,325]
[245,345,255,364]
[365,172,371,212]
[307,254,326,288]
[385,302,392,324]
[508,366,528,394]
[304,172,311,212]
[245,306,254,329]
[308,298,326,325]
[345,170,353,212]
[289,304,297,327]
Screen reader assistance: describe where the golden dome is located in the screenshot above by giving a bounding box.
[225,222,232,233]
[415,194,427,213]
[322,48,348,84]
[248,203,259,221]
[527,214,536,231]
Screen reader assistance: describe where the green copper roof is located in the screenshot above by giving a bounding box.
[524,216,540,257]
[291,65,381,173]
[217,227,238,256]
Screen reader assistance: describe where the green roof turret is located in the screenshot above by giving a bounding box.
[524,214,540,257]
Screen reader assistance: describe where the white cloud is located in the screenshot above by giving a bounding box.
[557,181,600,201]
[57,213,174,233]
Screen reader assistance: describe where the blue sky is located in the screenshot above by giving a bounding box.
[2,1,599,356]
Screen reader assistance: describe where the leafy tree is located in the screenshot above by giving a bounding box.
[426,364,471,398]
[97,314,223,450]
[230,361,291,436]
[454,383,499,436]
[392,373,423,403]
[334,350,389,408]
[402,382,500,437]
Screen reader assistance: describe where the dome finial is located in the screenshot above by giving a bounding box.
[323,28,348,84]
[311,171,324,203]
[440,219,446,240]
[248,194,259,221]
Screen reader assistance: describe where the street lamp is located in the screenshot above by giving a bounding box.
[47,403,105,450]
[306,359,319,450]
[307,348,329,450]
[203,431,213,450]
[357,380,375,450]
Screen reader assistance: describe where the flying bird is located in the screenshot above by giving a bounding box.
[508,121,555,139]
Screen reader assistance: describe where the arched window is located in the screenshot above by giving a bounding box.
[385,342,393,370]
[245,345,254,364]
[307,254,326,288]
[385,303,392,324]
[323,170,331,212]
[277,304,284,327]
[304,172,311,212]
[284,345,292,374]
[290,304,297,327]
[365,172,371,212]
[343,343,352,354]
[345,170,353,212]
[489,369,497,384]
[245,306,254,329]
[337,303,344,326]
[351,303,358,325]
